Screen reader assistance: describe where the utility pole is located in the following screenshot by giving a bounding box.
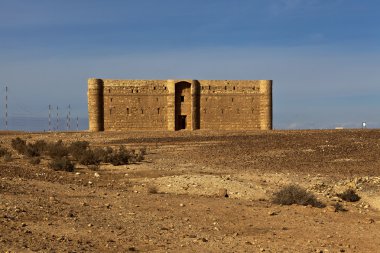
[67,104,71,130]
[48,104,51,131]
[66,112,69,131]
[4,86,8,130]
[56,106,59,131]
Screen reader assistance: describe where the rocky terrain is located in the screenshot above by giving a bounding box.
[1,129,380,252]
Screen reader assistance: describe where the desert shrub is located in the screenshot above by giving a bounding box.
[272,184,325,208]
[93,147,114,163]
[125,148,146,163]
[77,149,101,165]
[0,146,10,157]
[11,137,27,154]
[29,157,41,165]
[3,153,12,162]
[10,138,47,157]
[135,148,146,162]
[68,141,90,160]
[49,157,74,172]
[47,140,69,158]
[107,146,131,166]
[337,189,360,202]
[139,147,147,156]
[26,140,48,157]
[147,185,158,194]
[333,202,347,212]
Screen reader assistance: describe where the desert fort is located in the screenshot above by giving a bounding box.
[88,79,272,131]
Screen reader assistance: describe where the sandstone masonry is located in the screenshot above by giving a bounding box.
[88,79,272,131]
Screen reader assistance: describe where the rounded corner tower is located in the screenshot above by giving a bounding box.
[259,80,273,130]
[88,78,104,132]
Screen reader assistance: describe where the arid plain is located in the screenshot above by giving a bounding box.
[1,130,380,252]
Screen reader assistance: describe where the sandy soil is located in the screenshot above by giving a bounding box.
[1,129,380,252]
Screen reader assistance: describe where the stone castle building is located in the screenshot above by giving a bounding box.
[88,79,272,131]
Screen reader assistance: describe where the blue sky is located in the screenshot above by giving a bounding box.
[0,0,379,129]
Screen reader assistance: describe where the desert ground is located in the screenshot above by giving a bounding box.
[1,129,380,252]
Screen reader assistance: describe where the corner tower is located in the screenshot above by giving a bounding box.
[259,80,273,130]
[88,78,104,132]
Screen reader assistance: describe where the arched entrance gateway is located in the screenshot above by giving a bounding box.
[166,80,200,131]
[175,81,191,130]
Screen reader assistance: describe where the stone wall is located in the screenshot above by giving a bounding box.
[88,79,272,131]
[198,80,271,130]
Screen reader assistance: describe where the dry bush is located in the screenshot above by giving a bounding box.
[333,202,347,212]
[11,138,48,157]
[147,185,158,194]
[47,140,69,158]
[106,146,131,166]
[93,147,114,162]
[11,137,27,154]
[26,140,48,157]
[78,150,101,165]
[49,157,74,172]
[29,157,41,165]
[3,153,12,162]
[272,184,325,208]
[68,141,90,160]
[337,189,360,202]
[0,146,10,157]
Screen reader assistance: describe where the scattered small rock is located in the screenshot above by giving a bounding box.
[200,237,208,242]
[218,188,228,198]
[368,218,375,224]
[268,211,279,216]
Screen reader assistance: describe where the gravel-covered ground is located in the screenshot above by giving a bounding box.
[1,129,380,252]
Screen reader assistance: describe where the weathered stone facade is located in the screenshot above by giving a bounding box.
[88,79,272,131]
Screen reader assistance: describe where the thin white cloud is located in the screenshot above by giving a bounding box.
[269,0,343,16]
